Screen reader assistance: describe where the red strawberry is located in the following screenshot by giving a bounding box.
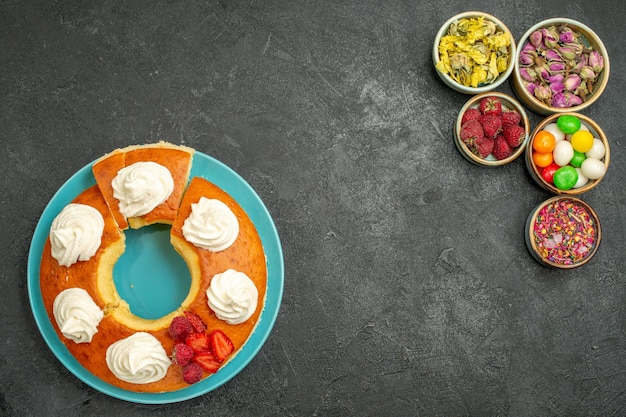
[193,351,221,373]
[501,110,522,128]
[461,107,481,125]
[503,124,526,148]
[171,343,194,367]
[168,316,193,342]
[478,114,502,139]
[182,362,204,384]
[186,332,211,353]
[459,120,484,146]
[209,330,235,363]
[478,96,503,116]
[184,310,207,334]
[492,134,513,160]
[475,138,494,159]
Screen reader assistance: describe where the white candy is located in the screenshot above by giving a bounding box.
[585,138,606,160]
[553,140,574,166]
[543,123,565,142]
[573,168,589,188]
[580,158,606,180]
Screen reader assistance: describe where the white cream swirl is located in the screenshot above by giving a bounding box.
[106,332,171,384]
[52,288,104,344]
[50,203,105,267]
[182,197,239,251]
[112,161,174,218]
[207,269,258,325]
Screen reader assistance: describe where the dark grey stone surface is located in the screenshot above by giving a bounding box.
[1,0,625,416]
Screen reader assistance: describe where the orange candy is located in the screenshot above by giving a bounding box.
[533,151,553,168]
[532,130,556,153]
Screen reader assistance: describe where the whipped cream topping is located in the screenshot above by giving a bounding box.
[182,197,239,252]
[112,161,174,218]
[207,269,258,325]
[106,332,171,384]
[50,203,105,267]
[53,288,104,344]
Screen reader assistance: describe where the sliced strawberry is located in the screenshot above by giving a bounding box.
[185,332,210,353]
[184,310,207,334]
[209,329,234,363]
[193,351,221,373]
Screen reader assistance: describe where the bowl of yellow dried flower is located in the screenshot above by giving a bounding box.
[511,18,610,115]
[433,11,516,94]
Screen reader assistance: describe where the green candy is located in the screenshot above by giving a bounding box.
[570,151,586,168]
[553,165,578,190]
[556,115,581,134]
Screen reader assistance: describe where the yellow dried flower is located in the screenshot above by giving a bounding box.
[436,16,512,87]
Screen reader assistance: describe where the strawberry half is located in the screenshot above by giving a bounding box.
[184,310,207,334]
[186,332,211,353]
[209,330,235,363]
[193,351,221,373]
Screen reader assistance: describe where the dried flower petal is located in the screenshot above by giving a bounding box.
[580,66,596,80]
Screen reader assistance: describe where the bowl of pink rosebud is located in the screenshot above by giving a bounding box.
[511,18,610,115]
[454,92,530,166]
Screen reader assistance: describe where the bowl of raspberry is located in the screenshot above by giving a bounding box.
[454,92,530,166]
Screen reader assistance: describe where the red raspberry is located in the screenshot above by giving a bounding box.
[461,107,481,125]
[492,134,513,160]
[168,316,193,343]
[478,114,502,139]
[182,362,204,384]
[459,120,484,146]
[478,96,503,116]
[503,124,526,148]
[501,110,522,128]
[171,343,194,367]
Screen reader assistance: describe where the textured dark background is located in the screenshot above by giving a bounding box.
[1,0,625,416]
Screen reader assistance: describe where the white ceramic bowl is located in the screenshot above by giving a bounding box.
[433,11,516,94]
[511,18,610,115]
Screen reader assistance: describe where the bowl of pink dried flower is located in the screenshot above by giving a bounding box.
[454,92,530,166]
[512,18,610,115]
[525,196,601,268]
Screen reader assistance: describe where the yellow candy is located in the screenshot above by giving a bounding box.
[570,130,594,153]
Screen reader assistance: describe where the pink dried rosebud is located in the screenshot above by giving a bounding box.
[529,30,543,49]
[563,74,581,91]
[550,81,565,94]
[551,91,583,108]
[520,67,537,82]
[544,49,562,62]
[525,82,537,95]
[548,74,563,84]
[548,62,566,74]
[534,84,552,101]
[588,50,604,73]
[542,27,558,48]
[536,64,551,81]
[519,43,537,66]
[580,65,596,80]
[559,28,576,43]
[557,45,578,61]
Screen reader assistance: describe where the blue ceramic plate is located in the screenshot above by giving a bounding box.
[27,151,284,404]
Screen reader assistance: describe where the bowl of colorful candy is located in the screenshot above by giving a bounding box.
[525,196,601,268]
[511,18,610,115]
[454,92,530,166]
[526,113,610,194]
[433,11,516,94]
